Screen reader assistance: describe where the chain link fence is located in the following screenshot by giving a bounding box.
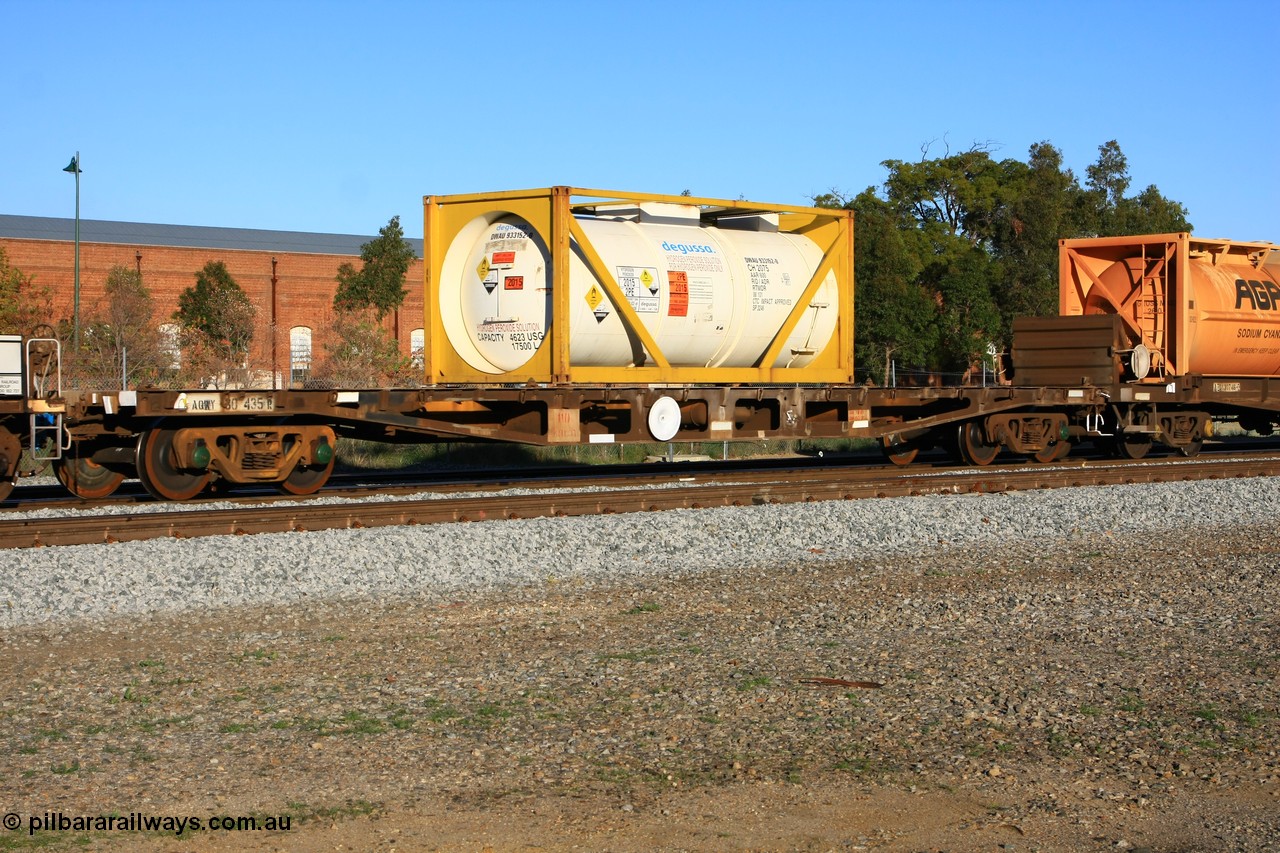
[53,305,426,393]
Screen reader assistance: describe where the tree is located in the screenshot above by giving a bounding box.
[0,247,51,335]
[840,189,935,384]
[316,312,414,388]
[174,261,256,386]
[880,142,1005,250]
[990,141,1078,323]
[1078,139,1190,236]
[874,146,1007,377]
[1118,184,1192,235]
[930,247,1004,378]
[333,216,415,319]
[175,261,255,360]
[71,266,170,389]
[830,138,1192,380]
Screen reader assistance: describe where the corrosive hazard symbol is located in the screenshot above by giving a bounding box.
[585,284,609,323]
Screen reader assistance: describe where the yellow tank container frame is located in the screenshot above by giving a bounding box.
[422,187,855,386]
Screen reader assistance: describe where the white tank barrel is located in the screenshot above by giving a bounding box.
[439,203,839,375]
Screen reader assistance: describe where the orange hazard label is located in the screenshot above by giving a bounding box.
[668,271,688,317]
[504,275,523,291]
[492,251,516,265]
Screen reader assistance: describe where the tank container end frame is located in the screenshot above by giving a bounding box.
[1059,233,1280,380]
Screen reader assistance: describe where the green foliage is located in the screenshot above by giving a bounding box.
[68,266,171,388]
[0,247,52,334]
[848,190,935,384]
[880,144,1006,248]
[172,261,256,387]
[929,247,1003,374]
[333,216,415,319]
[174,261,255,360]
[318,310,414,388]
[1078,140,1190,236]
[821,138,1191,379]
[989,141,1077,324]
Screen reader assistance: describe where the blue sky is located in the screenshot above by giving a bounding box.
[4,0,1276,242]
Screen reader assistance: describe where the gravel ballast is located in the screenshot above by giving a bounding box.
[3,477,1280,627]
[2,477,1279,851]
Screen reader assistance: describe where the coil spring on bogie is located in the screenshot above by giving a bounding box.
[242,453,277,470]
[1164,416,1197,442]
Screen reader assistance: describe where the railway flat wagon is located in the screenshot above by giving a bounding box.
[22,189,1280,503]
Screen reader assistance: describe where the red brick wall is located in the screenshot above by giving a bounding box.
[0,237,425,378]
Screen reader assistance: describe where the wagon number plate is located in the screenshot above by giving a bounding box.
[226,394,276,412]
[178,392,276,413]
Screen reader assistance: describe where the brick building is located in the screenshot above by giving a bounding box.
[0,214,425,386]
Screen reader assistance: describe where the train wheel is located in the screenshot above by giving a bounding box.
[1178,439,1203,458]
[136,428,210,501]
[1113,433,1153,460]
[1032,441,1072,463]
[0,427,20,501]
[54,453,126,500]
[276,456,335,496]
[881,433,919,467]
[957,422,1000,466]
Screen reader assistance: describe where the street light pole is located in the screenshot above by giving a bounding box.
[62,152,82,352]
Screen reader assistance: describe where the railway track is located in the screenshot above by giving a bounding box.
[3,450,1278,550]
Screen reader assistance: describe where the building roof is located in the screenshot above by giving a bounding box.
[0,214,424,258]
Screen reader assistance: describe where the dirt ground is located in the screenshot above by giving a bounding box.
[3,525,1278,852]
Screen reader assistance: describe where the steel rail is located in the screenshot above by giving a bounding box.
[9,435,1279,513]
[3,453,1278,550]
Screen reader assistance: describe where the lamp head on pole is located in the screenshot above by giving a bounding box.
[63,155,81,174]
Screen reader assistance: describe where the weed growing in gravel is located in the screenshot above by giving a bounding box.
[736,676,772,691]
[1046,728,1072,757]
[598,645,701,663]
[134,715,194,733]
[284,799,380,824]
[339,711,386,735]
[1115,690,1146,713]
[467,703,515,727]
[1193,704,1223,728]
[425,703,463,724]
[598,648,665,662]
[117,684,151,705]
[232,648,278,664]
[832,755,876,774]
[623,602,661,614]
[1239,707,1272,728]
